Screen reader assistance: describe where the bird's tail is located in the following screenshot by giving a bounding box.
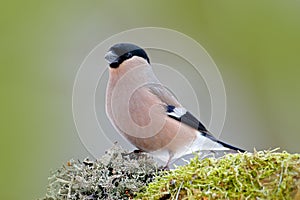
[193,131,245,153]
[215,140,245,152]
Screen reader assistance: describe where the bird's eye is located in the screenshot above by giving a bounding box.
[126,52,132,58]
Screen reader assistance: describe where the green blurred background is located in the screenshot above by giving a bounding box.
[1,1,300,199]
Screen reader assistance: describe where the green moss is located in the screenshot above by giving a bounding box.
[135,150,300,200]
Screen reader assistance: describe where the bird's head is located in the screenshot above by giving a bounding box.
[105,43,150,69]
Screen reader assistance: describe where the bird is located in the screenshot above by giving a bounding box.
[104,43,244,166]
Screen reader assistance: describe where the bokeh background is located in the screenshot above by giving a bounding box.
[1,1,300,199]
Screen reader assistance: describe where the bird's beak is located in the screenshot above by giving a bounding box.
[104,50,118,65]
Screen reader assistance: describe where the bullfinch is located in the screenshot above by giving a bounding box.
[104,43,244,166]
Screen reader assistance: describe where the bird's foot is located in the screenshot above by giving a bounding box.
[121,149,147,160]
[157,165,170,171]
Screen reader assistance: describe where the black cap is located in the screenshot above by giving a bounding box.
[105,43,150,68]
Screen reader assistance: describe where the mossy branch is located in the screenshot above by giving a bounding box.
[40,145,300,200]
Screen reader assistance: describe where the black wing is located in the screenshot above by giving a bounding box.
[166,105,245,152]
[166,105,207,132]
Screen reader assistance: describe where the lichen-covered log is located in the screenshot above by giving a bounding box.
[136,150,300,200]
[40,144,160,200]
[40,146,300,200]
